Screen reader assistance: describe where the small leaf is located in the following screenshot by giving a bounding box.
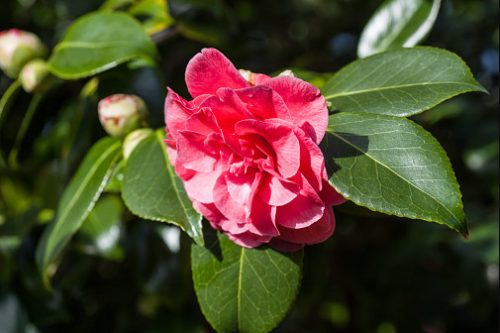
[358,0,442,58]
[36,137,122,286]
[129,0,175,35]
[323,47,486,117]
[49,12,157,79]
[324,112,467,235]
[191,231,303,333]
[122,130,204,245]
[79,195,124,261]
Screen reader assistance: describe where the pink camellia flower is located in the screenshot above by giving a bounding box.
[164,48,345,251]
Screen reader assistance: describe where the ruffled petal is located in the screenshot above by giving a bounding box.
[275,175,324,229]
[319,180,346,206]
[294,127,326,192]
[185,48,249,98]
[165,88,211,140]
[199,88,254,134]
[277,207,335,245]
[184,166,222,204]
[227,231,272,248]
[259,174,299,206]
[235,119,300,178]
[176,131,216,172]
[262,76,328,143]
[213,173,247,222]
[235,85,291,121]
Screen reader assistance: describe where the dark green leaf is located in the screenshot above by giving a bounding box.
[49,12,157,79]
[122,130,203,245]
[79,195,124,260]
[191,231,303,333]
[323,47,486,116]
[324,112,467,235]
[36,137,122,286]
[358,0,441,58]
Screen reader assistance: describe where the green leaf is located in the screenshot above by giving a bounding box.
[191,231,303,333]
[122,130,204,245]
[129,0,175,35]
[49,12,157,79]
[358,0,441,58]
[36,137,122,285]
[323,47,486,117]
[79,195,124,261]
[100,0,134,10]
[324,112,467,235]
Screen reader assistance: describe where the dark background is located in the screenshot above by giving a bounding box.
[0,0,498,332]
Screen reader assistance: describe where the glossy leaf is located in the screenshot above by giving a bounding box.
[79,195,124,260]
[122,130,204,245]
[323,47,486,117]
[324,112,467,235]
[191,231,303,333]
[36,137,122,285]
[358,0,441,58]
[49,12,156,79]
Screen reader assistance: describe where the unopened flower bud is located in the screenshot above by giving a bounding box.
[123,128,153,160]
[98,94,148,137]
[0,29,47,78]
[278,69,295,77]
[19,59,53,93]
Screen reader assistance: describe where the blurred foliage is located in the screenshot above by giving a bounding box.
[0,0,498,332]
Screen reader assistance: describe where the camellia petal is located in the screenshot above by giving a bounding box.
[235,119,300,178]
[263,76,328,143]
[185,48,249,98]
[277,208,335,244]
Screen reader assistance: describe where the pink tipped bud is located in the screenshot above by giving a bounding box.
[123,128,153,160]
[19,59,52,93]
[98,94,148,137]
[0,29,47,78]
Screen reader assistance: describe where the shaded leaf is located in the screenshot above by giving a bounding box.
[324,112,467,235]
[49,12,156,79]
[79,195,124,260]
[36,137,122,285]
[323,47,486,116]
[358,0,441,58]
[122,130,203,245]
[191,231,303,333]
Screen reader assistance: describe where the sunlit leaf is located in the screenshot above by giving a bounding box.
[49,12,157,79]
[323,47,486,116]
[358,0,441,58]
[324,112,467,235]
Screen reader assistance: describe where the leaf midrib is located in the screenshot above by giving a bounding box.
[325,81,481,100]
[55,41,143,51]
[329,130,463,229]
[237,248,245,332]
